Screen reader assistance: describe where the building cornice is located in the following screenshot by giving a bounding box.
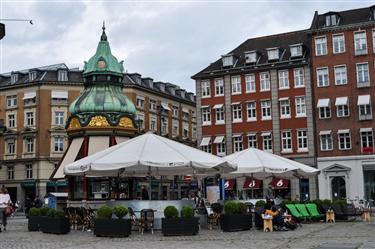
[309,21,375,35]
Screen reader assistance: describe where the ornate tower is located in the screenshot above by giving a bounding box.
[51,24,137,199]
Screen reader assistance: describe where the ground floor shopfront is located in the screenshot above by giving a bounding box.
[318,155,375,202]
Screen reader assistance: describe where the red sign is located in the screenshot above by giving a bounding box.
[362,147,373,153]
[243,178,262,189]
[184,175,192,181]
[224,179,236,190]
[269,177,289,189]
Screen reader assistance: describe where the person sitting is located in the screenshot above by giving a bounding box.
[264,204,287,231]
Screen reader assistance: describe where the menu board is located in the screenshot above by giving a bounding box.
[206,186,220,204]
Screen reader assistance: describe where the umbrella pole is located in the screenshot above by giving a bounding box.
[251,173,254,199]
[148,167,152,201]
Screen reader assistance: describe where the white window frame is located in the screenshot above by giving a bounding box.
[315,36,327,56]
[149,100,157,112]
[233,136,243,152]
[334,65,347,85]
[261,100,271,120]
[262,134,273,152]
[246,101,257,122]
[278,70,289,89]
[222,55,234,67]
[293,68,305,88]
[317,67,329,87]
[359,104,372,120]
[281,131,292,153]
[232,104,242,123]
[25,137,34,153]
[217,140,226,156]
[295,96,306,118]
[136,96,145,108]
[248,134,257,148]
[354,31,368,55]
[202,107,211,125]
[280,99,291,119]
[6,139,15,155]
[214,78,224,96]
[26,164,33,179]
[332,34,345,54]
[201,80,211,98]
[7,113,15,128]
[215,107,225,124]
[245,74,256,93]
[54,111,65,125]
[338,132,351,150]
[260,72,270,91]
[231,76,242,95]
[319,106,331,119]
[25,112,34,127]
[361,131,373,151]
[320,133,333,151]
[290,45,303,57]
[6,95,17,108]
[267,48,279,60]
[337,104,349,118]
[54,136,64,152]
[356,62,370,87]
[58,70,68,81]
[7,166,14,180]
[297,130,308,152]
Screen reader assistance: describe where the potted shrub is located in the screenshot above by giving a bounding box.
[321,199,332,212]
[220,201,252,232]
[40,209,70,234]
[94,205,131,237]
[162,205,199,236]
[28,207,41,231]
[37,206,50,230]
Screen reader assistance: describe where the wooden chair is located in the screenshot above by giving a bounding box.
[140,209,154,235]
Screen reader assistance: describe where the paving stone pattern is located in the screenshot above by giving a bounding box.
[0,218,374,249]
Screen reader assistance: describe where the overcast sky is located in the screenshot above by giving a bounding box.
[0,0,373,93]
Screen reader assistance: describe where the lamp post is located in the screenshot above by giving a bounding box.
[135,118,143,134]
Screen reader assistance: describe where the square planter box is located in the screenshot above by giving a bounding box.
[220,214,252,232]
[94,219,131,237]
[162,217,199,236]
[40,217,70,234]
[28,216,41,231]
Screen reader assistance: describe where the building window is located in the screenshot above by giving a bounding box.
[54,137,64,152]
[319,106,331,119]
[202,107,211,125]
[278,70,289,89]
[260,72,270,91]
[201,145,212,153]
[320,133,333,151]
[26,164,33,179]
[245,74,256,93]
[338,131,351,150]
[25,112,34,126]
[359,104,372,121]
[136,113,145,130]
[279,99,291,119]
[267,48,279,60]
[334,65,347,85]
[217,140,226,156]
[231,76,241,94]
[297,130,308,152]
[222,55,234,67]
[6,139,15,154]
[58,70,68,81]
[149,100,157,111]
[246,101,256,121]
[262,133,272,152]
[295,96,306,117]
[54,111,65,125]
[335,97,349,117]
[281,131,292,152]
[172,106,179,117]
[11,74,18,84]
[214,78,224,96]
[201,80,210,97]
[261,100,271,120]
[7,114,15,128]
[361,130,373,152]
[325,14,338,27]
[294,68,304,88]
[248,134,257,148]
[172,123,178,137]
[25,137,34,153]
[29,71,36,81]
[354,31,367,55]
[290,45,302,57]
[7,166,14,180]
[183,128,188,138]
[215,107,224,124]
[315,36,327,56]
[333,34,345,53]
[6,95,17,108]
[161,119,168,135]
[150,117,157,131]
[233,136,243,152]
[232,104,242,122]
[317,67,329,87]
[136,96,145,108]
[245,51,257,63]
[356,63,370,87]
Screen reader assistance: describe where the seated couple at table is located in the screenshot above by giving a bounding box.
[264,204,288,231]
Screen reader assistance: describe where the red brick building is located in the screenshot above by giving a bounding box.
[192,31,317,200]
[310,6,375,201]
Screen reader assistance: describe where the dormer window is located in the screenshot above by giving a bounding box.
[11,74,18,84]
[267,48,279,61]
[222,54,234,67]
[290,44,303,57]
[57,70,68,81]
[325,14,338,27]
[245,51,257,64]
[29,71,37,81]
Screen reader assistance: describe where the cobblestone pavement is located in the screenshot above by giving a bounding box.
[0,217,374,249]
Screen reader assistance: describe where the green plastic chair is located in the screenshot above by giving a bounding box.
[305,203,325,220]
[285,204,306,221]
[295,204,313,220]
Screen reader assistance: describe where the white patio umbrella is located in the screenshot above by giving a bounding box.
[64,132,236,177]
[223,148,319,178]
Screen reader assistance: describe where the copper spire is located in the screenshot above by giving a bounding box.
[101,21,107,41]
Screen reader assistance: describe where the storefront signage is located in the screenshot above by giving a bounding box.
[243,178,262,189]
[47,181,67,187]
[21,181,36,187]
[269,177,289,189]
[224,179,236,190]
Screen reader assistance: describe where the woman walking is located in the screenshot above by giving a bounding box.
[0,187,12,232]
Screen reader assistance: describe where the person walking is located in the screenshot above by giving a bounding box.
[0,187,12,231]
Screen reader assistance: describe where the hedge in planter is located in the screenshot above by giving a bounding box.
[40,209,70,234]
[94,205,131,237]
[162,205,199,236]
[220,201,252,232]
[28,207,41,231]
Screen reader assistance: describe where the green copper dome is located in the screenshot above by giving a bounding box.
[83,25,124,77]
[69,24,136,120]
